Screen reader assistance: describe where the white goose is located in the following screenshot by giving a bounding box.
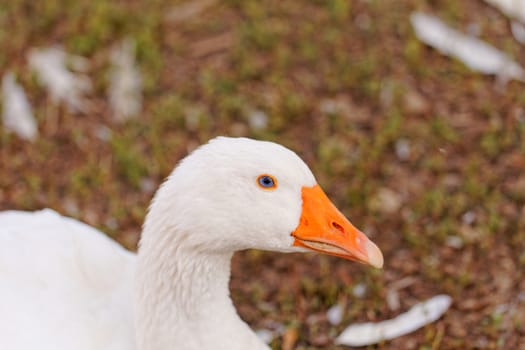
[0,137,383,350]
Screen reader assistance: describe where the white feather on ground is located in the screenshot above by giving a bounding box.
[1,72,37,141]
[254,322,285,345]
[483,0,525,24]
[410,12,525,83]
[255,330,274,344]
[335,294,452,347]
[108,38,142,122]
[481,0,525,45]
[326,304,344,326]
[27,47,92,112]
[511,21,525,44]
[247,109,268,131]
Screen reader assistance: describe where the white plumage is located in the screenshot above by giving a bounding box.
[0,209,136,350]
[0,137,382,350]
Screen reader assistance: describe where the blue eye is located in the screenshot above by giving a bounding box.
[257,174,277,189]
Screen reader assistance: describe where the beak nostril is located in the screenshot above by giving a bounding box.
[331,221,345,234]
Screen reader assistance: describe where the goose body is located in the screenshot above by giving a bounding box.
[0,137,383,350]
[0,209,136,350]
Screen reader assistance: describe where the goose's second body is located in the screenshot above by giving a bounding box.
[0,137,383,350]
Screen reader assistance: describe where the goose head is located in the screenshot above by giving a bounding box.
[145,137,382,268]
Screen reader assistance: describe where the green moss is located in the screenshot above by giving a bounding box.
[110,132,148,188]
[327,0,351,22]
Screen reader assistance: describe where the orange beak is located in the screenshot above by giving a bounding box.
[292,185,383,268]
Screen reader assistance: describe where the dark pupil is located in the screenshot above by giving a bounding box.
[261,176,273,187]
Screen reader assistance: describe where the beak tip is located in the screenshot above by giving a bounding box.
[366,240,384,269]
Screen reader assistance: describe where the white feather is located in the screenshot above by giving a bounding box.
[327,303,344,325]
[28,47,92,112]
[336,295,452,347]
[483,0,525,23]
[411,12,525,82]
[108,38,142,122]
[1,72,37,141]
[511,21,525,44]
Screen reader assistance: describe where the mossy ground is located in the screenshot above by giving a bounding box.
[1,0,524,349]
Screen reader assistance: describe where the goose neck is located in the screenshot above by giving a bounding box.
[135,234,269,350]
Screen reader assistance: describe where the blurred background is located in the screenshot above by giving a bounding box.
[1,0,524,349]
